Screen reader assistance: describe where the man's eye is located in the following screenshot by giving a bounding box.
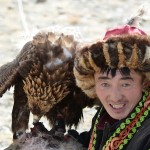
[101,83,110,87]
[121,83,131,87]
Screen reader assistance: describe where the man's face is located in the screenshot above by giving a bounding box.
[94,70,144,120]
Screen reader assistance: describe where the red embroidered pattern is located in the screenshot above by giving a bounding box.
[88,131,94,150]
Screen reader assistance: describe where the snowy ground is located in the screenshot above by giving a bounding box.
[0,0,150,149]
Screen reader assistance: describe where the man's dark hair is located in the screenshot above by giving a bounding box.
[102,67,145,82]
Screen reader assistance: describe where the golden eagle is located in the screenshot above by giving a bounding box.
[0,31,96,139]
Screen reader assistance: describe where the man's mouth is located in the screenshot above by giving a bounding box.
[110,104,125,109]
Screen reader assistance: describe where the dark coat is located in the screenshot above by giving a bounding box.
[69,107,150,150]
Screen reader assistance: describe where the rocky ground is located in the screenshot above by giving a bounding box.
[0,0,150,149]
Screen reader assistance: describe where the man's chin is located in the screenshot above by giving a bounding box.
[108,111,128,120]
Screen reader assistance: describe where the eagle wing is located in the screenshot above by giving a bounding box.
[0,60,19,97]
[0,41,34,97]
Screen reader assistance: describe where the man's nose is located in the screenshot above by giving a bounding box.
[109,87,123,102]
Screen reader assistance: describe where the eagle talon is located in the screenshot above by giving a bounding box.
[49,114,66,137]
[13,131,24,140]
[31,121,49,136]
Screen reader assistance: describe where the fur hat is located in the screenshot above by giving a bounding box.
[74,9,150,99]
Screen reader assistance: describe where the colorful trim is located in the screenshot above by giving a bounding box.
[88,108,103,150]
[88,90,150,150]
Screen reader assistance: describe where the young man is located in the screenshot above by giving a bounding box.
[71,17,150,149]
